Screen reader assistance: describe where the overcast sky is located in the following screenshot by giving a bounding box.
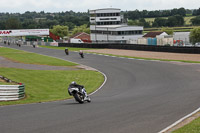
[0,0,199,13]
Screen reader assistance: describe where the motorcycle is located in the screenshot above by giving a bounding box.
[79,51,84,58]
[68,87,91,103]
[65,48,69,55]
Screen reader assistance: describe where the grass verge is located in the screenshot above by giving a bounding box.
[0,47,104,105]
[0,47,77,66]
[172,116,200,133]
[0,68,104,105]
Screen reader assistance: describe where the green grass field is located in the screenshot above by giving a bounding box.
[173,116,200,133]
[0,47,77,66]
[0,68,104,105]
[184,16,195,25]
[0,47,104,105]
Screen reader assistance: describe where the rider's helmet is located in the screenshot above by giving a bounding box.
[71,81,76,85]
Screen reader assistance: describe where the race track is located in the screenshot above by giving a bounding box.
[1,43,200,133]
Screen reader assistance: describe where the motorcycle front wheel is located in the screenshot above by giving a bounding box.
[74,93,84,104]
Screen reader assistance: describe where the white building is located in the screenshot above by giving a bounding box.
[139,31,173,46]
[89,8,143,43]
[173,32,190,44]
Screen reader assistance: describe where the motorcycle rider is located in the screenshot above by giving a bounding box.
[68,81,90,100]
[79,50,84,58]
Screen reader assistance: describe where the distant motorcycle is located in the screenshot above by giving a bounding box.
[65,48,69,55]
[79,50,84,58]
[68,87,91,104]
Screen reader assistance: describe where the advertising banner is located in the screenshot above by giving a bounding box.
[0,29,49,36]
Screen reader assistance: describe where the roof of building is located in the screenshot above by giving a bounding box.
[143,32,165,38]
[89,8,120,12]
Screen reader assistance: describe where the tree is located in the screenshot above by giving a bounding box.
[191,16,200,25]
[22,19,38,29]
[71,24,90,36]
[166,16,177,27]
[175,15,184,25]
[166,15,184,27]
[152,21,158,27]
[171,8,178,16]
[138,18,151,28]
[50,25,69,39]
[162,10,171,17]
[192,8,200,16]
[186,9,192,15]
[0,21,6,29]
[148,11,157,18]
[141,10,148,18]
[44,20,59,29]
[177,8,186,16]
[126,10,141,20]
[64,22,75,30]
[5,18,22,29]
[152,18,167,27]
[128,20,139,25]
[190,27,200,44]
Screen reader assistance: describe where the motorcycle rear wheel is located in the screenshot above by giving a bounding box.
[74,93,84,104]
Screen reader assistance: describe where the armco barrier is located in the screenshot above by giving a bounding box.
[0,85,25,101]
[58,43,200,54]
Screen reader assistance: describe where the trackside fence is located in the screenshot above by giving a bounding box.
[58,43,200,54]
[0,85,25,101]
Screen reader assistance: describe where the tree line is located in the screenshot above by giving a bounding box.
[0,7,200,33]
[123,8,187,19]
[125,7,200,27]
[122,8,199,19]
[0,11,89,30]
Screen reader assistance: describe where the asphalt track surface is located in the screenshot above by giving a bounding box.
[1,43,200,133]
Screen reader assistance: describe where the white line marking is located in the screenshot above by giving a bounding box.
[158,107,200,133]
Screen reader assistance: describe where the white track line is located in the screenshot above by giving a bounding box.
[158,107,200,133]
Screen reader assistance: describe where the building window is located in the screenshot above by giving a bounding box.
[111,18,117,20]
[91,30,142,35]
[100,18,110,20]
[95,12,120,17]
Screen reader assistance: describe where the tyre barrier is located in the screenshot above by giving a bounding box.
[0,85,25,101]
